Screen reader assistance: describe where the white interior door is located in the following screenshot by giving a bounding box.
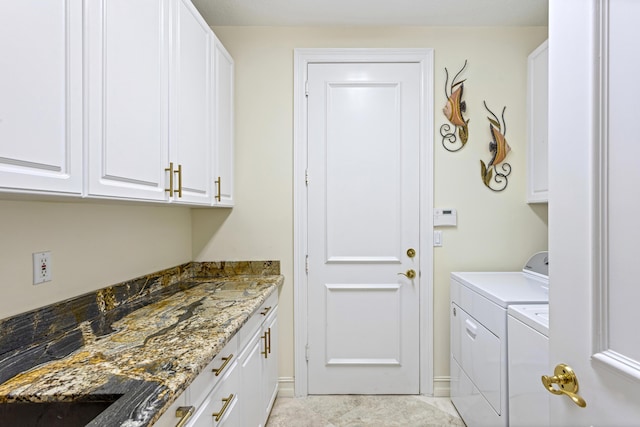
[548,0,640,424]
[306,62,421,394]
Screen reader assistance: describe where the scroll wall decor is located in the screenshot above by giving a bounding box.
[441,60,469,152]
[480,101,512,192]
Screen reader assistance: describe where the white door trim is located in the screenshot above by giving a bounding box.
[293,48,434,396]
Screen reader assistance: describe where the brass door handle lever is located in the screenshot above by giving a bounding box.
[398,269,416,279]
[541,364,587,408]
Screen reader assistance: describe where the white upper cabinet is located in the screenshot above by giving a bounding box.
[527,40,549,203]
[0,0,83,195]
[212,35,235,206]
[86,0,170,202]
[1,0,233,206]
[169,0,213,205]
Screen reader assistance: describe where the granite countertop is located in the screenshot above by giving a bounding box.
[0,263,283,426]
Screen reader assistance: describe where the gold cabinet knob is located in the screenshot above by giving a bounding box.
[398,269,416,279]
[541,363,587,408]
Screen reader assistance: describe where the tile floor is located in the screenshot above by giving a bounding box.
[265,395,465,427]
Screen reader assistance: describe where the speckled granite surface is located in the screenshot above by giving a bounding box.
[0,261,283,426]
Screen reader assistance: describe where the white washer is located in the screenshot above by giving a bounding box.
[508,304,549,427]
[450,252,549,427]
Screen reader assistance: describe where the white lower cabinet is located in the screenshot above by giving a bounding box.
[238,292,278,427]
[262,310,278,423]
[238,329,264,427]
[154,292,278,427]
[153,334,237,427]
[189,357,240,426]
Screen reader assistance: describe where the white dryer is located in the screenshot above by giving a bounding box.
[450,252,549,427]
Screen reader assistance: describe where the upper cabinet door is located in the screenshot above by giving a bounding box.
[212,35,235,207]
[527,40,549,204]
[0,0,83,195]
[86,0,170,202]
[169,0,213,205]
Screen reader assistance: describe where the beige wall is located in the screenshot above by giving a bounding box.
[0,199,192,318]
[0,25,549,394]
[192,26,549,392]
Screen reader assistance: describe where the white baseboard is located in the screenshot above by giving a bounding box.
[277,376,449,398]
[277,376,295,398]
[432,376,451,397]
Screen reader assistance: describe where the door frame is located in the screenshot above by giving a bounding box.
[293,48,434,396]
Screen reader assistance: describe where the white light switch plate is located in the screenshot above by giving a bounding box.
[434,231,443,247]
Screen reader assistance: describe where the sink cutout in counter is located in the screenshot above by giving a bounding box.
[0,397,121,427]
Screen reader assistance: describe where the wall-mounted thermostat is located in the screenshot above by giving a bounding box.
[434,208,457,227]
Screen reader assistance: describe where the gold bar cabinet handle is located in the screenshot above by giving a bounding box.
[215,176,221,202]
[212,354,234,376]
[261,332,268,358]
[175,164,183,198]
[212,394,235,421]
[164,162,174,197]
[175,406,195,427]
[267,327,272,354]
[260,306,272,316]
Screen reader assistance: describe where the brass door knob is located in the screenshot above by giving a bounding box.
[541,363,587,408]
[406,248,416,258]
[398,269,416,279]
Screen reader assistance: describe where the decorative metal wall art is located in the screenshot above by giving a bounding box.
[480,101,512,192]
[441,60,469,152]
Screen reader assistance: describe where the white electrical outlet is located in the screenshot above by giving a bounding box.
[33,251,52,285]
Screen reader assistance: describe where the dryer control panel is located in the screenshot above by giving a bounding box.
[522,251,548,278]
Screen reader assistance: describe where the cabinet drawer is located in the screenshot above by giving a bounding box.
[189,354,240,427]
[151,390,187,427]
[237,292,277,350]
[189,334,238,409]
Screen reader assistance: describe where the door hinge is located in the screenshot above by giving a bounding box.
[305,344,310,361]
[305,254,309,274]
[305,81,309,97]
[305,169,309,186]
